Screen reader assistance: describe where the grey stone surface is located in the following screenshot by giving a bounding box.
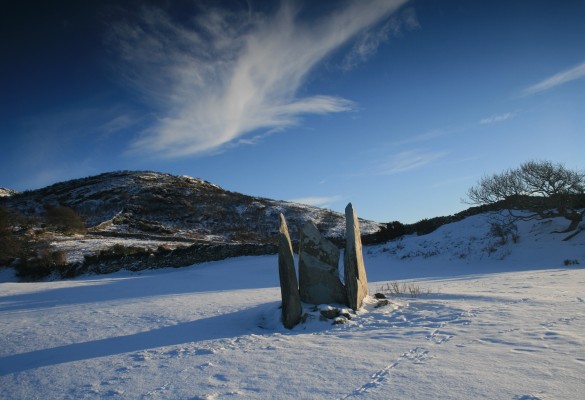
[298,221,346,305]
[343,203,368,310]
[278,214,302,329]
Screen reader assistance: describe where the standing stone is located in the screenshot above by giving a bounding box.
[298,221,346,305]
[278,214,302,329]
[344,203,368,310]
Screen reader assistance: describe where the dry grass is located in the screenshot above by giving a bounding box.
[376,281,432,298]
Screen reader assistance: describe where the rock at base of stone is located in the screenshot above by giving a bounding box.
[343,203,368,311]
[278,214,302,329]
[320,308,341,319]
[375,299,390,308]
[298,221,346,305]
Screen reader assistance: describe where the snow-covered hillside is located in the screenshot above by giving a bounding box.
[1,171,381,272]
[1,213,584,399]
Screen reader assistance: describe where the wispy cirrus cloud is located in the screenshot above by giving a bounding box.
[108,0,407,158]
[521,59,585,96]
[371,149,447,175]
[341,6,419,70]
[393,128,452,146]
[479,112,514,124]
[288,195,343,208]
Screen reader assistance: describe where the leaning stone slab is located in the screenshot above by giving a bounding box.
[298,221,346,305]
[343,203,368,310]
[278,214,302,329]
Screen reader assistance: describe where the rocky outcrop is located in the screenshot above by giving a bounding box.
[343,203,368,310]
[278,214,302,329]
[298,221,346,305]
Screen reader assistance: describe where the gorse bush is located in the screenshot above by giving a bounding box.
[14,248,68,280]
[563,259,580,266]
[45,205,86,235]
[0,206,22,266]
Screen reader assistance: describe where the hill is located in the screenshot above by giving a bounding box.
[0,171,381,278]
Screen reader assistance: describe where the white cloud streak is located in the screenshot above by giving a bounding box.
[374,149,447,175]
[479,112,514,124]
[288,195,343,208]
[342,6,419,70]
[521,59,585,96]
[109,0,407,158]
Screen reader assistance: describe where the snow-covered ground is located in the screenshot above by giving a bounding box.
[1,213,584,399]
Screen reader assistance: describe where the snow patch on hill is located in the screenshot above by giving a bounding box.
[0,188,17,197]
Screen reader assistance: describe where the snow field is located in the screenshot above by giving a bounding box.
[1,213,584,399]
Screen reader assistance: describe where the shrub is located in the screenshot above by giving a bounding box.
[45,205,86,235]
[488,220,519,245]
[564,259,580,266]
[0,206,22,266]
[14,249,68,280]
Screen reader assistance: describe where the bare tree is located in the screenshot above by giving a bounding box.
[466,161,585,234]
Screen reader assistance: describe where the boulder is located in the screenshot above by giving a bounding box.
[298,221,346,305]
[278,214,302,329]
[343,203,368,310]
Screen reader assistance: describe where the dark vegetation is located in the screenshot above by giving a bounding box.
[0,204,86,279]
[0,206,21,265]
[45,205,87,234]
[362,202,512,245]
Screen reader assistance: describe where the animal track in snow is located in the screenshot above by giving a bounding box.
[339,300,472,398]
[339,346,431,399]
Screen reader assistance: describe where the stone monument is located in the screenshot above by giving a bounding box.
[276,203,369,328]
[277,214,302,329]
[343,203,368,310]
[298,221,346,305]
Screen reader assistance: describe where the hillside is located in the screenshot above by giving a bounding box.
[0,171,381,277]
[1,212,583,399]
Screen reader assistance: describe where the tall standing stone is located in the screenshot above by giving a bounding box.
[298,221,346,305]
[344,203,368,310]
[278,214,302,329]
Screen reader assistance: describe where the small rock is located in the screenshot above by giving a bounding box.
[374,293,387,299]
[340,311,352,320]
[375,299,390,308]
[320,308,341,319]
[339,308,353,320]
[332,317,348,325]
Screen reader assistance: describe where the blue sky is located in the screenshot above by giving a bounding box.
[1,0,584,223]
